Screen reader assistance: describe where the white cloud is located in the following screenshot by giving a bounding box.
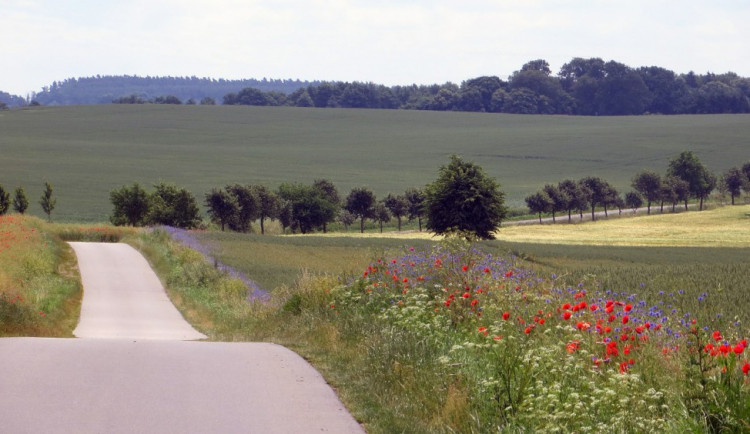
[1,0,748,96]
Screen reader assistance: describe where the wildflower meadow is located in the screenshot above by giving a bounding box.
[327,240,749,431]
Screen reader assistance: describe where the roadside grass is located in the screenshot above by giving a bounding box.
[131,204,749,432]
[0,215,83,337]
[2,105,749,221]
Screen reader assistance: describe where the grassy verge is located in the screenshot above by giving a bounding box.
[131,205,750,432]
[0,216,83,336]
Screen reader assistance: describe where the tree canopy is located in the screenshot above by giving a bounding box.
[424,155,506,239]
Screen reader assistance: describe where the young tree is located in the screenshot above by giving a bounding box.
[110,183,151,226]
[338,209,355,231]
[205,188,238,231]
[525,190,552,223]
[226,184,259,233]
[601,183,620,217]
[404,187,426,231]
[695,170,717,211]
[384,193,409,231]
[721,167,746,205]
[542,184,568,223]
[345,187,376,233]
[624,191,643,214]
[631,170,662,214]
[0,185,10,215]
[373,202,391,233]
[424,155,506,239]
[12,187,28,214]
[251,185,280,235]
[39,181,56,222]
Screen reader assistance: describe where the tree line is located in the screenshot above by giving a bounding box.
[4,58,749,115]
[525,152,750,222]
[109,156,508,240]
[0,182,56,222]
[223,58,750,115]
[3,76,322,107]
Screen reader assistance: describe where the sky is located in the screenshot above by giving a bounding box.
[2,0,749,96]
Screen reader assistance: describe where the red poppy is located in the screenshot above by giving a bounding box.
[742,363,750,375]
[733,344,745,355]
[502,312,510,320]
[562,311,572,320]
[462,292,471,298]
[462,265,469,272]
[622,316,629,324]
[504,270,514,277]
[624,304,633,312]
[524,326,532,334]
[471,299,479,307]
[712,330,723,342]
[483,267,491,273]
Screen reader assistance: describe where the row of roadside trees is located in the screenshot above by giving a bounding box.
[0,182,56,221]
[525,152,750,222]
[110,156,508,240]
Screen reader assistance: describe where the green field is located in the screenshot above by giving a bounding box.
[1,104,748,221]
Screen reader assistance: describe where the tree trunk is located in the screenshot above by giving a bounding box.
[684,199,688,211]
[260,216,265,235]
[552,211,556,223]
[418,217,422,232]
[699,196,704,211]
[647,200,651,215]
[591,205,596,221]
[604,205,609,217]
[397,216,402,231]
[731,194,735,205]
[568,209,572,222]
[660,200,664,213]
[538,212,542,223]
[360,217,365,233]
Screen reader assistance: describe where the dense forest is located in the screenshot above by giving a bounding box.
[225,58,750,115]
[2,57,749,114]
[0,76,320,107]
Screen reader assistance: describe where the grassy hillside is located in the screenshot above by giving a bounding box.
[1,104,748,221]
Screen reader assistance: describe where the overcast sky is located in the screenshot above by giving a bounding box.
[2,0,748,96]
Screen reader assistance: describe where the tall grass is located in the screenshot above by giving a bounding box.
[0,216,82,336]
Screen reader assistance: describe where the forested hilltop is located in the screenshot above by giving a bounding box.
[2,57,749,114]
[1,76,321,107]
[224,58,750,115]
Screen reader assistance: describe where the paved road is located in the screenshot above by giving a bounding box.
[1,242,364,434]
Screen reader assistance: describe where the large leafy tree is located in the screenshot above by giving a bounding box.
[110,183,151,226]
[278,183,337,234]
[662,176,691,212]
[373,202,391,233]
[424,155,506,239]
[345,187,376,233]
[667,151,715,210]
[632,170,662,214]
[624,191,643,214]
[12,187,28,214]
[578,176,616,221]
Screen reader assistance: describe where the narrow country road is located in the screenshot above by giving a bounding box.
[0,242,364,434]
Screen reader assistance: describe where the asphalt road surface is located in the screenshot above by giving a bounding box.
[1,242,364,434]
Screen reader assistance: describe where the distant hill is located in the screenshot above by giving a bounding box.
[21,75,320,106]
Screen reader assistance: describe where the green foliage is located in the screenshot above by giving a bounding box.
[383,193,408,231]
[632,170,662,213]
[625,191,644,211]
[524,190,552,223]
[226,184,259,233]
[404,187,425,231]
[0,185,10,215]
[149,182,201,228]
[345,187,376,234]
[39,181,56,222]
[278,182,338,234]
[204,188,237,231]
[110,183,150,226]
[425,155,507,240]
[12,187,28,214]
[667,151,716,210]
[721,167,746,205]
[251,184,280,235]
